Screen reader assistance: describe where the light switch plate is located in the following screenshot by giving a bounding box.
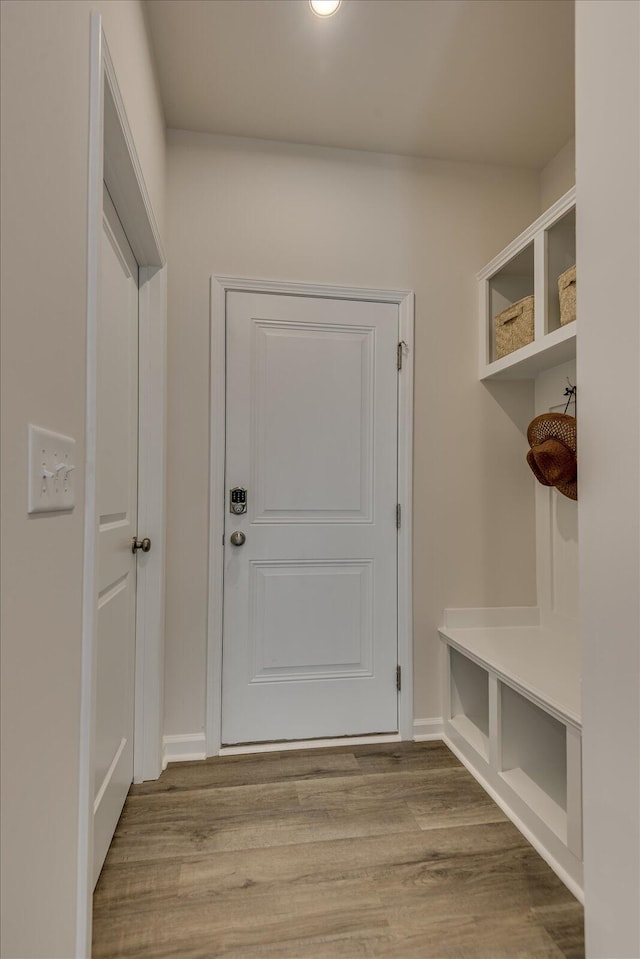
[28,425,77,513]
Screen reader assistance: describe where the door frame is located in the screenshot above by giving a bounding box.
[206,276,414,756]
[76,16,167,956]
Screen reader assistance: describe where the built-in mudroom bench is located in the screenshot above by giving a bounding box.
[441,186,582,901]
[440,607,582,900]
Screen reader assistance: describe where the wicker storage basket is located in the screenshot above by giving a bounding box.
[558,264,576,326]
[494,295,534,360]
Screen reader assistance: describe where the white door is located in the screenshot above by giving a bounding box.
[221,291,399,745]
[93,187,139,884]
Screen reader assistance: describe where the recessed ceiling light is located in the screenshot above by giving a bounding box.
[309,0,342,18]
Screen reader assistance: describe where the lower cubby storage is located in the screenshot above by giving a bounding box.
[499,683,567,843]
[449,648,490,760]
[439,611,583,900]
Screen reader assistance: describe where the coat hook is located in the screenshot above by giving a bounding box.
[563,380,577,414]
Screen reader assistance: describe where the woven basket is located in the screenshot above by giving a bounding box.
[558,264,576,326]
[494,295,534,360]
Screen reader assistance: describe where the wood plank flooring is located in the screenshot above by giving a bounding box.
[92,741,584,959]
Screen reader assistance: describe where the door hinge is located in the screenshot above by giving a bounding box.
[396,503,401,529]
[397,340,408,371]
[396,665,402,692]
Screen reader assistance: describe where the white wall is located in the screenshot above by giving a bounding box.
[164,130,540,740]
[540,138,576,212]
[0,2,165,956]
[576,2,640,956]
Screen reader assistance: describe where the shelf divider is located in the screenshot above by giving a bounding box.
[534,228,547,340]
[566,725,583,859]
[489,673,501,770]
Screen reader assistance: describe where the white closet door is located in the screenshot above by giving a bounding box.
[93,188,139,885]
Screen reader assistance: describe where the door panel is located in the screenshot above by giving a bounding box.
[93,187,138,886]
[222,292,398,745]
[252,322,373,521]
[249,560,373,682]
[94,575,130,795]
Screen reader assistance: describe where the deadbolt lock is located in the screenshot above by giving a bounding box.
[229,487,247,514]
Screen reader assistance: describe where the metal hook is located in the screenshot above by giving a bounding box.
[563,379,577,415]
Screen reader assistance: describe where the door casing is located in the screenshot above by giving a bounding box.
[207,276,414,756]
[77,17,167,956]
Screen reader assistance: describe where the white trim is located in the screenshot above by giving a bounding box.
[206,276,415,755]
[76,16,103,956]
[443,733,584,904]
[135,266,167,784]
[220,733,403,756]
[206,276,227,757]
[412,718,444,741]
[102,207,133,278]
[102,44,164,268]
[210,276,413,303]
[78,18,166,957]
[397,291,414,741]
[163,733,208,767]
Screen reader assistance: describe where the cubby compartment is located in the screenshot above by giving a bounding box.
[478,187,576,379]
[487,243,534,363]
[449,647,490,760]
[546,206,576,333]
[499,683,567,842]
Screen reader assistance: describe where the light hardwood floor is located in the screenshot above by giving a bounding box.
[93,741,584,958]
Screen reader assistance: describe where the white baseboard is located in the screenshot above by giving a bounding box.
[413,717,444,741]
[162,732,207,768]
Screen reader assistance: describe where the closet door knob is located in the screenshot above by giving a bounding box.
[132,536,151,554]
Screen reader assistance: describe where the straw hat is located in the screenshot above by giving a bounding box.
[526,413,577,501]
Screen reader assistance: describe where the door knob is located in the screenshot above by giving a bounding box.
[230,531,246,546]
[132,536,151,554]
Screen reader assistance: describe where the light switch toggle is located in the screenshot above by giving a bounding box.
[55,462,76,478]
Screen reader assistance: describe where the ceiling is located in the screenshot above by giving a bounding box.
[145,0,574,169]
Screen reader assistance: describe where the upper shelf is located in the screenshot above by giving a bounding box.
[479,187,576,381]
